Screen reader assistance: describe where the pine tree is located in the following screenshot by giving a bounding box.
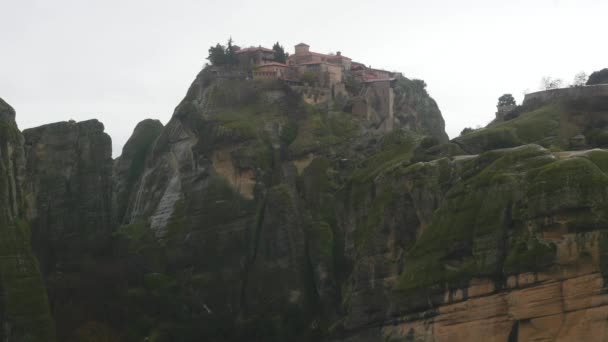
[225,37,237,65]
[272,42,288,63]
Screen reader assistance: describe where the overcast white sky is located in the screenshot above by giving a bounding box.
[1,0,606,157]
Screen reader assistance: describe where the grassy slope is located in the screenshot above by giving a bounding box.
[454,98,608,153]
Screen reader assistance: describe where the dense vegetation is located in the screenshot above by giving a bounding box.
[587,68,608,85]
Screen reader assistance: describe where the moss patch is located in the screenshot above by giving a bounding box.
[288,107,359,156]
[0,220,56,341]
[455,104,563,152]
[351,129,419,184]
[395,145,560,298]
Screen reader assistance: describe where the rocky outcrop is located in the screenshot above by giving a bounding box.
[22,119,114,340]
[339,146,608,341]
[384,271,608,341]
[392,78,448,143]
[101,67,451,341]
[0,98,55,341]
[22,119,114,274]
[108,68,608,341]
[454,95,608,154]
[5,61,608,341]
[350,77,448,143]
[113,119,163,224]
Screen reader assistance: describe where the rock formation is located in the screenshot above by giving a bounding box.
[2,64,608,341]
[0,98,55,342]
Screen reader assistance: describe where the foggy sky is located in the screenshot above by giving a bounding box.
[1,0,607,157]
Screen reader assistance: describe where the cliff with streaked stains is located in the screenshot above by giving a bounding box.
[4,63,608,341]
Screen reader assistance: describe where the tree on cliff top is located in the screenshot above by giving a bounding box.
[207,38,238,66]
[208,43,227,65]
[541,77,563,90]
[225,37,237,65]
[587,68,608,85]
[571,72,588,87]
[497,94,516,107]
[411,79,428,96]
[272,42,289,63]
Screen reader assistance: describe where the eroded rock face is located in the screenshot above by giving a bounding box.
[109,69,608,341]
[103,67,452,340]
[351,77,448,143]
[22,119,114,340]
[340,146,608,341]
[383,243,608,341]
[0,98,55,341]
[23,119,113,274]
[5,66,608,342]
[113,119,163,224]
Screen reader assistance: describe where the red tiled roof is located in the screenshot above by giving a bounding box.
[298,61,329,65]
[369,68,391,73]
[257,62,289,67]
[363,78,396,83]
[289,51,352,61]
[327,54,351,60]
[295,43,310,47]
[307,51,351,60]
[235,47,274,54]
[290,51,321,57]
[297,61,343,70]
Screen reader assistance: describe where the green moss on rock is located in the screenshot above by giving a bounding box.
[527,156,608,218]
[351,129,418,184]
[395,145,562,300]
[0,220,56,341]
[455,105,563,153]
[288,107,359,156]
[503,236,556,275]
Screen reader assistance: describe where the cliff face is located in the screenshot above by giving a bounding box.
[22,120,114,273]
[104,71,608,341]
[350,77,448,143]
[4,64,608,342]
[349,145,608,341]
[22,120,114,340]
[0,98,55,341]
[113,119,164,225]
[105,68,450,341]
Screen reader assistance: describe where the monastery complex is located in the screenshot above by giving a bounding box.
[232,43,400,92]
[210,42,405,132]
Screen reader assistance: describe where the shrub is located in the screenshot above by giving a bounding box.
[460,127,475,136]
[300,71,317,86]
[587,68,608,85]
[498,94,516,107]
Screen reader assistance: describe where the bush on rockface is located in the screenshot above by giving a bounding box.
[300,72,317,86]
[460,127,475,136]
